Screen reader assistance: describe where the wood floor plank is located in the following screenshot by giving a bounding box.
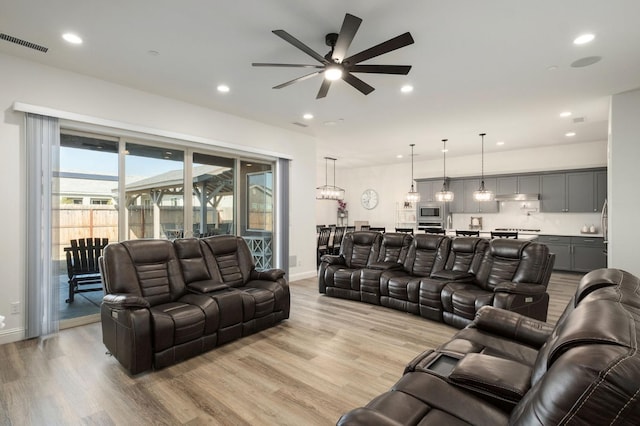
[0,271,582,425]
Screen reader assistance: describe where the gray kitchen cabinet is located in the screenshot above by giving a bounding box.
[496,175,540,195]
[595,170,607,212]
[571,236,607,272]
[462,178,498,213]
[538,235,572,270]
[518,175,541,194]
[541,174,567,212]
[537,235,606,272]
[567,172,594,212]
[496,176,517,194]
[541,170,607,213]
[417,180,437,202]
[448,179,464,213]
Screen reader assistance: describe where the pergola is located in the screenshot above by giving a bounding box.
[124,165,233,238]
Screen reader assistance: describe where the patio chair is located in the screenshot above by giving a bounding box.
[64,237,108,303]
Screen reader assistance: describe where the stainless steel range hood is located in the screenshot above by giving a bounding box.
[494,193,540,201]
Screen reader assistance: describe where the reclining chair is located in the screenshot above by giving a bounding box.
[360,232,414,304]
[318,231,382,300]
[441,239,555,328]
[379,234,451,314]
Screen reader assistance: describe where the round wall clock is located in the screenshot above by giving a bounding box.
[361,188,379,210]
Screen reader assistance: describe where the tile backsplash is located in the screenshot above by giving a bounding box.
[450,201,603,235]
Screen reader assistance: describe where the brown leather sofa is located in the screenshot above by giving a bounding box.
[338,268,640,425]
[99,235,289,375]
[319,234,554,327]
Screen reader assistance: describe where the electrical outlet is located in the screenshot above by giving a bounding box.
[10,301,20,314]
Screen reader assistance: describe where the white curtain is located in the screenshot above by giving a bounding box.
[25,113,60,338]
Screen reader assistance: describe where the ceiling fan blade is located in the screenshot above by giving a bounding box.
[342,73,375,95]
[332,13,363,62]
[252,63,324,69]
[349,64,412,74]
[316,79,332,99]
[273,71,322,89]
[272,29,329,64]
[343,32,415,65]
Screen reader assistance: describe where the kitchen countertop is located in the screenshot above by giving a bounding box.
[443,230,604,239]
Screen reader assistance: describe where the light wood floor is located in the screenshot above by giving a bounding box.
[0,272,581,425]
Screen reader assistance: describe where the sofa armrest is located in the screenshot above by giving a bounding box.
[430,270,474,281]
[367,261,403,271]
[494,281,547,295]
[449,353,531,406]
[337,407,405,426]
[320,254,345,265]
[102,293,150,309]
[250,268,286,281]
[187,282,229,294]
[472,306,553,347]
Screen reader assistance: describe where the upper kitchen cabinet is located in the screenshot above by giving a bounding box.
[448,179,465,213]
[417,180,438,202]
[496,175,540,195]
[540,169,607,212]
[462,178,498,213]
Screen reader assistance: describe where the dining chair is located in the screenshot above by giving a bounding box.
[395,227,414,235]
[456,230,480,237]
[490,231,518,239]
[317,227,332,266]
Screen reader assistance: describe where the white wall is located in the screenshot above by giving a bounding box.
[317,141,607,232]
[0,53,318,344]
[609,88,640,276]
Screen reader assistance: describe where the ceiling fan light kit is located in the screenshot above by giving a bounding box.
[252,13,414,99]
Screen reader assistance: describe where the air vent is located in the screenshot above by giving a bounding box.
[291,122,308,128]
[0,33,48,53]
[572,117,585,123]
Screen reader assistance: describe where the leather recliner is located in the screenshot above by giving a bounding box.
[379,234,451,314]
[441,239,554,328]
[418,237,489,321]
[338,268,640,425]
[360,232,414,304]
[318,231,383,300]
[100,235,289,375]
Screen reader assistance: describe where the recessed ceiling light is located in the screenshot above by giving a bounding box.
[147,50,160,56]
[303,113,313,120]
[217,84,230,93]
[62,33,83,44]
[573,33,595,45]
[565,132,576,137]
[559,111,572,117]
[496,141,505,146]
[396,154,403,159]
[401,85,413,93]
[547,65,559,71]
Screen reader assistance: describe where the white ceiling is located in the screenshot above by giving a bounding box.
[2,0,640,167]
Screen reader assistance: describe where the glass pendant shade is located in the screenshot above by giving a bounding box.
[316,157,345,200]
[435,138,454,202]
[473,133,494,202]
[406,144,421,203]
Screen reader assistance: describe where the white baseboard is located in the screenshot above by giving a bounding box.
[0,327,26,345]
[289,270,317,282]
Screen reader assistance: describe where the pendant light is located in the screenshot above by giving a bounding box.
[406,144,420,203]
[316,157,345,200]
[473,132,495,202]
[435,139,454,202]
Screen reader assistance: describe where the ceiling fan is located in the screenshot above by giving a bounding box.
[252,13,414,99]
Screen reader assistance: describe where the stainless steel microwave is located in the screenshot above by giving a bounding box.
[419,203,443,220]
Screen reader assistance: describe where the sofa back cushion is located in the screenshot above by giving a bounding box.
[377,232,413,263]
[444,237,488,274]
[201,235,255,287]
[474,239,529,290]
[341,231,382,268]
[512,242,550,284]
[102,239,186,306]
[513,292,640,424]
[404,234,450,277]
[173,238,212,284]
